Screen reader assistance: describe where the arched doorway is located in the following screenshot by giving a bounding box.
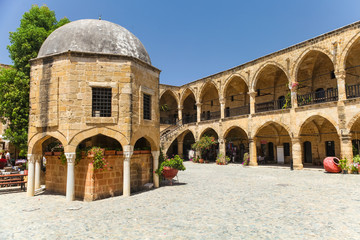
[299,116,340,166]
[350,117,360,156]
[345,37,360,99]
[296,50,337,106]
[255,122,291,164]
[166,138,178,157]
[183,131,195,160]
[254,64,290,113]
[181,89,197,124]
[224,76,250,117]
[224,127,249,163]
[132,137,153,192]
[159,90,179,125]
[200,82,220,121]
[200,128,219,161]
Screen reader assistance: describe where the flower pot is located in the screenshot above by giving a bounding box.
[44,152,53,156]
[24,170,28,175]
[323,157,341,173]
[116,151,123,155]
[104,150,116,155]
[53,152,62,156]
[342,169,348,174]
[162,167,178,185]
[199,159,204,163]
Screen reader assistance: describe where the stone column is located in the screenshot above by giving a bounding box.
[123,145,133,197]
[34,156,41,190]
[178,105,183,124]
[196,102,202,122]
[218,138,226,161]
[151,151,160,188]
[220,98,225,119]
[177,141,183,158]
[292,138,303,170]
[340,134,353,162]
[336,70,347,101]
[65,152,76,201]
[26,154,35,197]
[249,91,256,115]
[249,138,258,166]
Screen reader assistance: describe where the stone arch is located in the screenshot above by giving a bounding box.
[199,127,219,139]
[28,131,68,154]
[339,31,360,70]
[68,127,129,152]
[180,87,196,106]
[253,121,292,139]
[223,126,249,163]
[251,61,289,91]
[159,89,179,107]
[131,132,159,151]
[222,73,249,97]
[297,114,339,138]
[159,89,180,124]
[347,112,360,132]
[199,80,220,102]
[292,47,334,80]
[223,125,249,140]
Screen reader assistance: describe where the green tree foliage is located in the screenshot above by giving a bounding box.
[0,5,70,156]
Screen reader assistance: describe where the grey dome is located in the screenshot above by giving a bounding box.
[38,19,151,64]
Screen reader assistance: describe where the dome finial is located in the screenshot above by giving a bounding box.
[99,14,102,20]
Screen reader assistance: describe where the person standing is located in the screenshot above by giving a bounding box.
[5,151,11,166]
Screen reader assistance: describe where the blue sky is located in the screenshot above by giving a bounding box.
[1,0,360,86]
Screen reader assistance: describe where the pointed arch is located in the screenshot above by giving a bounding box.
[199,127,219,139]
[297,114,339,138]
[251,61,289,91]
[28,131,68,154]
[180,87,196,106]
[199,80,220,101]
[291,47,334,79]
[340,31,360,70]
[68,127,129,152]
[253,121,292,139]
[222,73,249,98]
[223,125,248,140]
[159,89,179,107]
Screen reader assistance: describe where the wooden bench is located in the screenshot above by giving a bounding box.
[0,174,27,191]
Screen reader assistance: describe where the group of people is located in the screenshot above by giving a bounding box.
[0,151,11,167]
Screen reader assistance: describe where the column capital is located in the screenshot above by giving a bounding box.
[196,102,202,107]
[178,105,183,110]
[291,137,301,144]
[341,134,352,141]
[65,152,76,164]
[248,91,257,98]
[219,98,225,105]
[27,154,35,163]
[123,145,134,159]
[335,70,346,79]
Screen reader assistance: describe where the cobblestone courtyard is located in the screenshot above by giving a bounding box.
[1,162,360,239]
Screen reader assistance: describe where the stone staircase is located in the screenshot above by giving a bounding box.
[160,120,187,152]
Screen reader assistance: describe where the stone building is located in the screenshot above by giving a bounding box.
[27,19,160,201]
[160,21,360,169]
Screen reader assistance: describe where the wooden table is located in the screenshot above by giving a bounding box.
[0,173,28,191]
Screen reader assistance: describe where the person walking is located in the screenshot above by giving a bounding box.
[5,150,11,166]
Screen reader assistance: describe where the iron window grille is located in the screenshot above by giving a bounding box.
[92,87,112,117]
[143,93,151,120]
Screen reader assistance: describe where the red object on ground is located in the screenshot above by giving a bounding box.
[323,157,341,173]
[0,158,6,169]
[162,167,178,181]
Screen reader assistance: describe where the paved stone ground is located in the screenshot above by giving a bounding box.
[1,162,360,239]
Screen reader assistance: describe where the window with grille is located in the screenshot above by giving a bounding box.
[92,88,112,117]
[143,93,151,120]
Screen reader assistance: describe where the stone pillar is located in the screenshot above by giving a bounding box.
[34,156,41,190]
[249,138,258,166]
[123,145,133,197]
[65,152,76,201]
[336,70,347,101]
[292,138,303,170]
[26,154,35,197]
[218,138,226,161]
[196,102,202,122]
[220,98,225,119]
[249,91,256,115]
[151,151,160,188]
[177,141,183,158]
[340,134,353,162]
[178,105,183,124]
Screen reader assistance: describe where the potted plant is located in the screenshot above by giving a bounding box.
[216,154,230,165]
[116,147,123,155]
[133,148,141,154]
[350,163,359,174]
[242,152,250,166]
[191,135,218,162]
[339,157,349,174]
[353,155,360,173]
[91,147,109,171]
[155,155,186,185]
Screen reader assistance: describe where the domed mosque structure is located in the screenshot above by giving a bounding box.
[27,19,161,201]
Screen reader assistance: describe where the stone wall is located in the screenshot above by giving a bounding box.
[45,153,153,201]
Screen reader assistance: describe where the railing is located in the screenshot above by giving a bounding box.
[160,117,177,125]
[182,114,197,124]
[346,84,360,99]
[297,88,338,106]
[255,99,290,113]
[160,118,182,137]
[201,111,221,121]
[225,105,250,117]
